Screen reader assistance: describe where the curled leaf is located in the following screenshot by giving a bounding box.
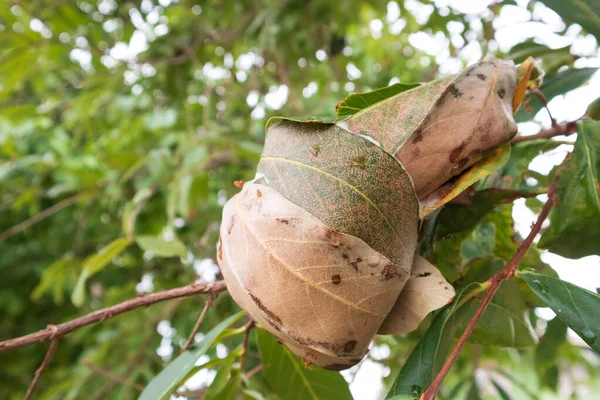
[218,183,410,369]
[394,58,518,198]
[378,256,455,335]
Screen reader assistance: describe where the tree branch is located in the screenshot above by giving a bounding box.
[240,321,256,373]
[421,183,556,400]
[83,360,145,392]
[24,338,61,400]
[510,121,577,144]
[0,281,227,352]
[182,292,219,352]
[0,193,85,243]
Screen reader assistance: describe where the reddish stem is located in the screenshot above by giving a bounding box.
[421,185,555,400]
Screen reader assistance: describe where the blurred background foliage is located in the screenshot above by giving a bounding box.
[1,0,599,399]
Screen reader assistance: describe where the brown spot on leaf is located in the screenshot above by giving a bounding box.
[309,144,321,157]
[449,144,465,163]
[325,228,342,247]
[412,146,421,157]
[249,293,282,326]
[343,340,357,353]
[351,155,367,169]
[217,238,223,260]
[411,130,424,144]
[449,84,463,98]
[497,88,506,98]
[256,189,262,198]
[476,73,486,81]
[381,264,402,281]
[227,215,235,234]
[417,272,431,277]
[349,257,362,271]
[275,218,289,224]
[332,274,342,284]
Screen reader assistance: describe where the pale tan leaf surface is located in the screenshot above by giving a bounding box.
[341,76,454,153]
[218,183,410,369]
[378,256,455,335]
[396,58,518,199]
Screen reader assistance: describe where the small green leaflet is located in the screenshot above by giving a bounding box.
[71,237,131,307]
[537,0,600,41]
[535,317,567,383]
[539,119,600,258]
[136,236,187,258]
[519,270,600,353]
[140,312,245,400]
[256,329,353,400]
[335,83,420,117]
[385,283,479,399]
[516,67,598,122]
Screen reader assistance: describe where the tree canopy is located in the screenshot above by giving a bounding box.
[1,1,599,399]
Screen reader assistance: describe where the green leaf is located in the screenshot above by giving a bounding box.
[140,312,245,400]
[265,115,344,131]
[386,283,479,399]
[507,39,570,64]
[258,120,419,266]
[516,68,598,122]
[535,317,567,384]
[456,279,537,348]
[256,329,353,400]
[344,76,454,153]
[478,140,559,191]
[466,382,482,400]
[491,380,512,400]
[217,369,242,400]
[539,119,600,258]
[421,143,512,215]
[136,235,187,258]
[537,0,600,41]
[71,238,131,307]
[205,356,236,400]
[587,96,600,120]
[335,83,420,117]
[519,270,600,353]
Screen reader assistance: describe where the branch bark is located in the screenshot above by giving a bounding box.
[510,121,577,144]
[182,292,219,352]
[0,193,85,243]
[421,183,556,400]
[0,281,227,352]
[24,338,61,400]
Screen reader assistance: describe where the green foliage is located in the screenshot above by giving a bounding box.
[539,119,600,258]
[1,1,599,399]
[386,283,479,399]
[520,271,600,353]
[256,329,353,400]
[335,83,420,116]
[139,312,244,400]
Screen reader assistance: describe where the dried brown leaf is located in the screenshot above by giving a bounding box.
[218,183,410,369]
[378,256,455,335]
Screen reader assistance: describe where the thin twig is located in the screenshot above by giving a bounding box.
[510,121,577,144]
[245,364,262,379]
[24,338,61,400]
[421,184,556,400]
[530,89,555,125]
[240,321,256,373]
[0,281,227,352]
[92,299,182,399]
[182,293,219,352]
[0,193,84,243]
[83,360,145,392]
